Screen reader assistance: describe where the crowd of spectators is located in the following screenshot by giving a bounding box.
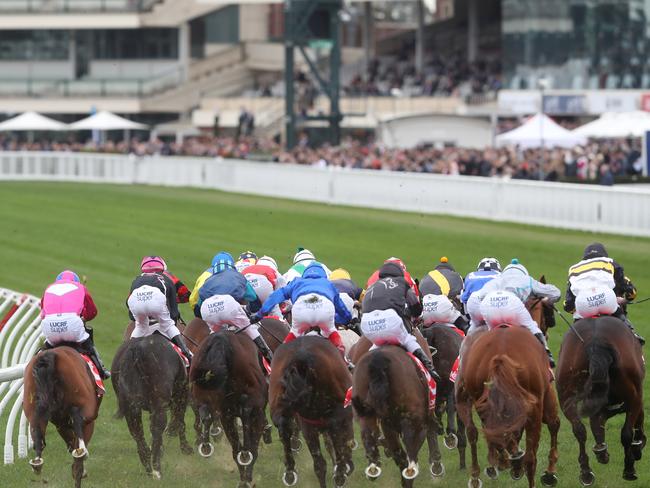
[0,135,643,185]
[345,54,502,99]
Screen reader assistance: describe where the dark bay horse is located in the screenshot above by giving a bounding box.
[556,316,646,484]
[455,326,560,488]
[23,347,102,488]
[352,345,434,488]
[112,334,193,479]
[349,327,432,366]
[190,329,268,488]
[270,336,354,488]
[422,324,467,474]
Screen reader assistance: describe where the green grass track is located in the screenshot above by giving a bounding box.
[0,181,648,487]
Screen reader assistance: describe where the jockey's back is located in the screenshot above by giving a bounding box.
[42,281,86,317]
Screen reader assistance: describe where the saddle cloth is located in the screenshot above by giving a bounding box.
[170,343,190,368]
[80,354,105,396]
[406,352,437,411]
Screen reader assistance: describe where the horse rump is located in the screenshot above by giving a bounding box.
[579,338,616,417]
[31,351,63,422]
[191,332,232,390]
[476,354,537,448]
[352,350,391,418]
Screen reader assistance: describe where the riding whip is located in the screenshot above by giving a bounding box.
[628,297,650,305]
[552,305,584,343]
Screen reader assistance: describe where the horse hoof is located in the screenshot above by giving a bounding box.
[263,425,273,444]
[181,443,193,455]
[290,436,302,452]
[350,439,359,450]
[237,450,253,466]
[365,463,381,479]
[282,470,298,486]
[430,461,445,478]
[579,471,595,486]
[210,425,223,438]
[238,482,252,488]
[541,471,558,487]
[485,466,498,480]
[29,457,43,474]
[511,468,524,481]
[623,471,638,481]
[333,471,348,488]
[151,470,162,480]
[468,477,483,488]
[198,442,214,458]
[444,433,459,450]
[401,461,419,480]
[72,447,88,460]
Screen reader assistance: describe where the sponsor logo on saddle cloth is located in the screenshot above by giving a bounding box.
[344,387,353,408]
[406,352,437,411]
[169,343,190,368]
[449,356,460,383]
[80,354,105,397]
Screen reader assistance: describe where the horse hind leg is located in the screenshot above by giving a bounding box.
[569,413,595,486]
[382,427,411,488]
[196,404,215,457]
[445,392,460,449]
[522,417,542,488]
[276,415,298,486]
[589,413,609,464]
[170,386,192,455]
[302,425,328,488]
[149,406,168,479]
[540,390,560,487]
[29,421,46,475]
[222,413,248,482]
[622,397,644,481]
[457,390,481,487]
[633,407,646,460]
[360,416,382,480]
[124,409,152,476]
[426,417,445,478]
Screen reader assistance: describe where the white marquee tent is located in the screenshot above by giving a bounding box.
[0,111,67,131]
[573,111,650,138]
[69,111,147,131]
[496,113,587,148]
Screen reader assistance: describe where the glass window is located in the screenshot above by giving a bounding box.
[204,5,240,44]
[0,31,69,60]
[93,29,178,59]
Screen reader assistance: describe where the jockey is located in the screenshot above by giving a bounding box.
[151,257,191,304]
[366,257,419,298]
[40,270,110,379]
[463,257,501,329]
[252,262,351,357]
[329,268,363,325]
[564,242,643,344]
[189,253,225,315]
[127,256,193,363]
[477,259,561,367]
[360,262,440,381]
[241,255,287,317]
[419,257,468,331]
[198,252,274,364]
[235,251,258,273]
[283,248,332,283]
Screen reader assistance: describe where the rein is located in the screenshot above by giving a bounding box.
[628,297,650,305]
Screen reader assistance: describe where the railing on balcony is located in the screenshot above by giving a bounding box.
[0,0,161,13]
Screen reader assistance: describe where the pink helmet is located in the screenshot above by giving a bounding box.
[56,270,80,283]
[141,256,167,273]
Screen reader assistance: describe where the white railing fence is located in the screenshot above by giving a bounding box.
[0,288,43,465]
[1,151,649,237]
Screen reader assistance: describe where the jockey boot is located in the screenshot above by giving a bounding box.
[253,336,274,365]
[614,309,645,345]
[454,315,469,333]
[283,332,297,344]
[534,333,556,368]
[171,334,193,366]
[412,348,441,383]
[80,338,111,379]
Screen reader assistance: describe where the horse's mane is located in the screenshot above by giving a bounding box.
[475,354,537,448]
[32,351,64,422]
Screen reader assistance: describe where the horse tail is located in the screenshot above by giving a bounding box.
[280,349,315,410]
[580,338,616,417]
[32,351,63,422]
[115,343,145,419]
[476,354,537,447]
[365,351,391,418]
[192,333,232,390]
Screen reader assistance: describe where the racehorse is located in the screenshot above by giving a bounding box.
[112,334,193,479]
[23,346,102,488]
[348,327,432,366]
[190,329,268,488]
[527,276,556,338]
[422,323,467,473]
[455,326,560,488]
[352,345,434,488]
[556,316,646,485]
[269,336,354,488]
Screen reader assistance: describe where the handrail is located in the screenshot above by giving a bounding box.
[0,0,162,13]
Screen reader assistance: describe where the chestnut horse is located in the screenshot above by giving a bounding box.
[112,334,193,479]
[556,316,646,485]
[352,345,434,487]
[190,329,268,488]
[270,336,354,488]
[456,326,560,488]
[422,324,467,474]
[23,347,102,488]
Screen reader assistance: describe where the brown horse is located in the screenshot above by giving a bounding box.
[269,336,354,488]
[190,329,268,488]
[422,324,467,474]
[23,347,102,488]
[556,316,646,484]
[455,326,560,488]
[352,345,434,487]
[349,327,432,366]
[112,334,193,479]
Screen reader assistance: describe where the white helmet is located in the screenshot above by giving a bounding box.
[257,255,278,271]
[293,248,315,264]
[477,257,501,272]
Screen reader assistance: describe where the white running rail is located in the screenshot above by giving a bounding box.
[0,287,43,465]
